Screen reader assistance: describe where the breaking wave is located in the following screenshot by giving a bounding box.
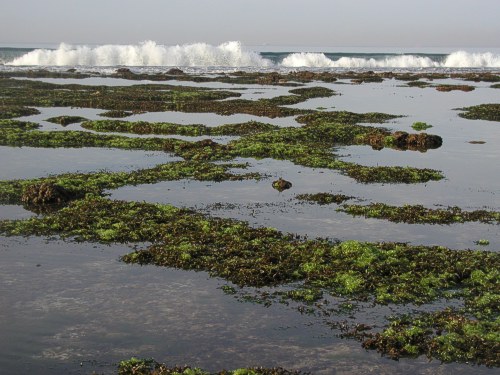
[281,51,500,68]
[7,41,271,67]
[5,41,500,68]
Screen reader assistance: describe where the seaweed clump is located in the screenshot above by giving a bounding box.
[0,197,498,364]
[363,131,442,151]
[272,178,292,192]
[98,110,136,118]
[435,84,475,92]
[296,193,353,205]
[457,104,500,122]
[339,203,500,224]
[411,122,433,131]
[46,116,88,126]
[118,357,305,375]
[21,182,82,209]
[362,309,499,366]
[0,105,40,119]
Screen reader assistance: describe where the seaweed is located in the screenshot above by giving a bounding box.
[457,104,500,122]
[0,105,40,119]
[411,122,433,131]
[296,193,353,205]
[435,85,475,92]
[0,114,445,184]
[362,309,499,366]
[46,116,88,126]
[0,161,261,206]
[338,203,500,224]
[118,357,305,375]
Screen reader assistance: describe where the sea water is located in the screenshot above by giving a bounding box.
[1,41,500,70]
[1,41,499,374]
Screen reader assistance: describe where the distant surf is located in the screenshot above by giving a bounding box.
[2,41,500,70]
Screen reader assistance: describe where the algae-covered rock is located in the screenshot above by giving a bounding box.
[272,178,292,192]
[21,182,80,205]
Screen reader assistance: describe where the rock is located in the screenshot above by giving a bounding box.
[166,68,185,75]
[21,182,79,206]
[272,178,292,192]
[116,67,132,74]
[196,139,219,147]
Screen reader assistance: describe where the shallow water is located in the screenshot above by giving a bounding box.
[0,236,495,375]
[0,146,179,180]
[1,75,499,374]
[110,157,500,249]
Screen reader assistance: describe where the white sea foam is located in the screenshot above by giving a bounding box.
[6,41,500,68]
[7,41,272,67]
[281,51,500,68]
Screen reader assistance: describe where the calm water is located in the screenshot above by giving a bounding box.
[0,74,499,374]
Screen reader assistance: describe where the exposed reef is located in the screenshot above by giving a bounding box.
[118,358,305,375]
[457,104,500,122]
[339,203,500,225]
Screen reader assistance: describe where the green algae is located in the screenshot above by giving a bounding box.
[1,71,498,368]
[475,239,490,246]
[296,192,353,205]
[118,357,304,375]
[0,119,40,131]
[46,116,88,126]
[0,195,497,364]
[296,111,401,126]
[0,78,240,113]
[405,81,431,88]
[0,105,40,119]
[1,196,497,308]
[81,120,279,136]
[0,161,260,206]
[435,85,475,92]
[362,309,499,366]
[457,104,500,122]
[98,110,136,118]
[0,78,333,118]
[0,114,445,184]
[411,122,433,131]
[338,203,500,225]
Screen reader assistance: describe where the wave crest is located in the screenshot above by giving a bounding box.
[281,52,500,68]
[6,42,500,68]
[7,41,272,67]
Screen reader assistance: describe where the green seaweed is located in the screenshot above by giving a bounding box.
[0,105,40,119]
[296,192,353,205]
[1,197,497,309]
[0,119,40,131]
[0,78,334,118]
[0,115,445,184]
[0,161,260,206]
[98,110,136,118]
[117,357,304,375]
[46,116,88,126]
[362,309,499,366]
[435,85,475,92]
[338,203,500,224]
[457,104,500,122]
[411,122,433,131]
[81,120,279,136]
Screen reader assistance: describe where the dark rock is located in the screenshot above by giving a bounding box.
[116,67,132,74]
[21,182,80,206]
[166,68,185,75]
[272,178,292,192]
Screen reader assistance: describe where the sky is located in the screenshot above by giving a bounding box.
[1,0,499,48]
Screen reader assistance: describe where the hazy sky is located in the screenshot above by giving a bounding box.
[1,0,499,48]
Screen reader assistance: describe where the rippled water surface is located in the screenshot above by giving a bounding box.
[1,75,499,374]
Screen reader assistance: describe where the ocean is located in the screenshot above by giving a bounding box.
[1,41,500,71]
[1,39,499,375]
